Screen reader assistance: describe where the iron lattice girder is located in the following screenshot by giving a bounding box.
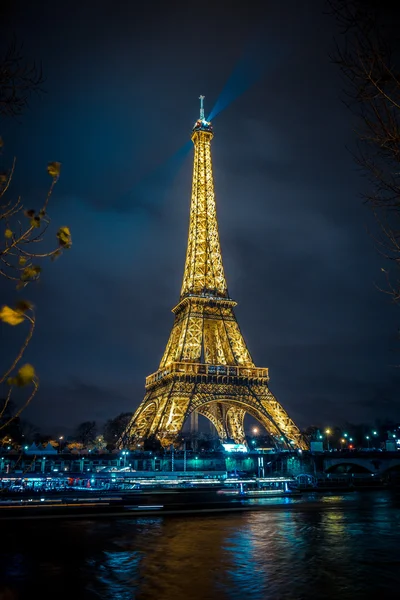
[159,295,254,370]
[181,129,227,298]
[123,108,307,451]
[125,375,308,451]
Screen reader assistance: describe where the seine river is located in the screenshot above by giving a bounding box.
[1,490,400,599]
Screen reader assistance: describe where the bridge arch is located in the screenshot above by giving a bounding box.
[379,463,400,476]
[325,462,374,474]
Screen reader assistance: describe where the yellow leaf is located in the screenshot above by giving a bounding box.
[57,226,72,248]
[47,161,61,178]
[8,364,36,387]
[5,229,12,239]
[21,265,42,281]
[30,217,41,228]
[0,305,25,326]
[18,256,27,266]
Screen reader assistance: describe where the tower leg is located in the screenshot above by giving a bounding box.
[225,407,246,444]
[249,385,307,450]
[197,403,227,441]
[190,410,199,433]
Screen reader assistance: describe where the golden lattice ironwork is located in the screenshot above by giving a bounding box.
[123,99,307,451]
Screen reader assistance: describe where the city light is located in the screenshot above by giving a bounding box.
[222,444,248,453]
[252,427,259,434]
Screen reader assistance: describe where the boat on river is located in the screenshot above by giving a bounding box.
[217,476,301,498]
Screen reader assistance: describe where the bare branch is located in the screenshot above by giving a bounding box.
[0,37,44,118]
[1,148,70,432]
[330,0,400,307]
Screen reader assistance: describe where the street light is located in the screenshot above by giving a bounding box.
[121,450,129,467]
[372,431,378,436]
[340,438,345,449]
[325,429,331,451]
[365,435,370,449]
[252,427,259,435]
[343,433,348,438]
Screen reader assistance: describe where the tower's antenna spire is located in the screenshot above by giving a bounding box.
[199,95,205,120]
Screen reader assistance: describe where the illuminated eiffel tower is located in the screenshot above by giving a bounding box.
[124,98,307,450]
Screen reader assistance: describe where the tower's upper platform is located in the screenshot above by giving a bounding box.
[192,118,213,134]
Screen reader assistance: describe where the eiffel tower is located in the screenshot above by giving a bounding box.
[124,98,307,450]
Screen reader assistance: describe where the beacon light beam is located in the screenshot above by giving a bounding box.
[207,34,288,122]
[118,140,192,216]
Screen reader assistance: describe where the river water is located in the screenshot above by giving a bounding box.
[1,490,400,600]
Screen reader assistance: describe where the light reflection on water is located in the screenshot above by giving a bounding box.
[0,491,400,600]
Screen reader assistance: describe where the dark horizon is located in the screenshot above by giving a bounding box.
[1,0,399,435]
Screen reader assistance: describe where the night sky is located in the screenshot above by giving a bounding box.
[1,0,399,434]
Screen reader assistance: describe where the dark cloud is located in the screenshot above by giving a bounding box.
[0,0,399,433]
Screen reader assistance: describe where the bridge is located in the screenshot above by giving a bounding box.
[1,450,400,479]
[321,452,400,476]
